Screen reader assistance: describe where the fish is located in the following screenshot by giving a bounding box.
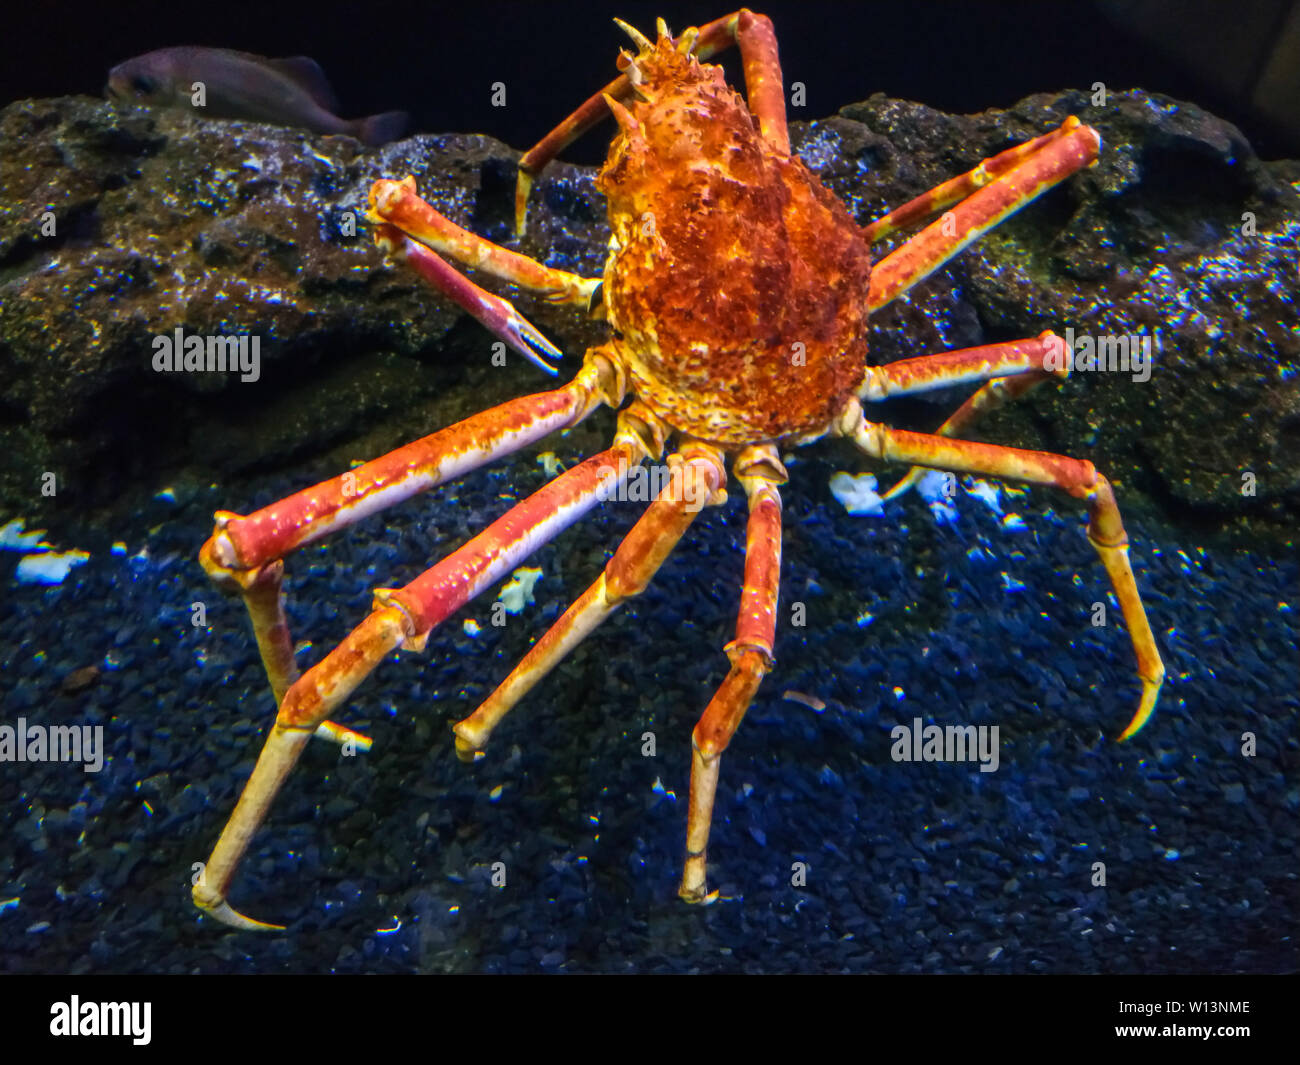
[106,47,407,147]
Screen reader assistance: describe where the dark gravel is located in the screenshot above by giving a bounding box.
[1,440,1295,973]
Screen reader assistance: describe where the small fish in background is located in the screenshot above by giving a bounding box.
[106,46,407,147]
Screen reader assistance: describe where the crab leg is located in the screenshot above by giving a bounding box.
[837,398,1164,741]
[514,9,788,232]
[855,331,1067,500]
[207,352,619,573]
[866,118,1100,312]
[369,181,599,311]
[204,162,624,713]
[375,226,563,375]
[200,353,622,729]
[721,9,789,153]
[197,550,367,749]
[194,412,655,931]
[453,443,727,760]
[858,331,1066,401]
[198,553,295,702]
[513,70,632,235]
[863,118,1093,244]
[680,445,785,903]
[882,371,1059,501]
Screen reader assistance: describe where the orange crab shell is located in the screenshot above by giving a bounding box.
[595,34,874,448]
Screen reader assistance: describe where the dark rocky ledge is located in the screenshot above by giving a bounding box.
[0,89,1295,543]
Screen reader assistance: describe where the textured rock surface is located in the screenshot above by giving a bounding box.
[0,96,607,533]
[817,90,1299,529]
[0,89,1296,538]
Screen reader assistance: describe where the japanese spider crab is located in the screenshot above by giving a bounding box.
[194,10,1165,930]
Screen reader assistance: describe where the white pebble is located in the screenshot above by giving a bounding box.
[498,567,543,614]
[15,549,90,585]
[829,472,885,516]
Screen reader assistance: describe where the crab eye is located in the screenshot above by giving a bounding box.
[131,75,157,95]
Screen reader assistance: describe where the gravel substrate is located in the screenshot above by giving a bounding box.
[1,441,1295,973]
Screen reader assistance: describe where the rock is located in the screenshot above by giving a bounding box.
[59,664,100,695]
[0,97,607,533]
[819,90,1299,526]
[0,89,1295,538]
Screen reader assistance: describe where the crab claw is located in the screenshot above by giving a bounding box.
[374,223,564,375]
[193,873,285,932]
[500,304,565,375]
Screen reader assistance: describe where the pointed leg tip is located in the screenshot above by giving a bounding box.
[454,735,485,763]
[193,884,285,932]
[678,864,717,904]
[313,721,373,750]
[881,469,920,501]
[1116,683,1161,742]
[679,883,719,905]
[1116,713,1151,744]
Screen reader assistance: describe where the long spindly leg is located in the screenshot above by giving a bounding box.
[679,445,785,904]
[863,118,1092,244]
[837,398,1165,741]
[514,10,789,233]
[866,118,1100,312]
[859,331,1066,401]
[513,73,631,235]
[882,373,1056,502]
[853,331,1067,500]
[715,9,789,153]
[193,404,662,931]
[198,553,368,750]
[453,442,728,760]
[201,350,623,724]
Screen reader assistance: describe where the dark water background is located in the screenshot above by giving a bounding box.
[6,0,1298,160]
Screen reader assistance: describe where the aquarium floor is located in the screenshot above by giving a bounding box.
[1,447,1295,973]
